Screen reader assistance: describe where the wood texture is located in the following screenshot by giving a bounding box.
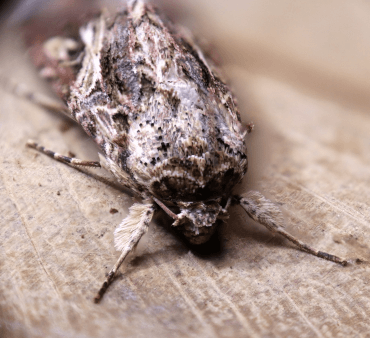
[1,1,370,337]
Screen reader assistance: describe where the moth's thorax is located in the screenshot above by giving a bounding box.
[127,91,248,201]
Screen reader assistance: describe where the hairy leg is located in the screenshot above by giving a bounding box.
[28,139,158,302]
[236,191,347,266]
[94,202,155,303]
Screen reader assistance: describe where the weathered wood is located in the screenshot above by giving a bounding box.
[1,2,370,336]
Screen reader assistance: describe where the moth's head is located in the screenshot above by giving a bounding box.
[172,200,229,244]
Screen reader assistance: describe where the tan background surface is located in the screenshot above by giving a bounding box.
[1,1,370,337]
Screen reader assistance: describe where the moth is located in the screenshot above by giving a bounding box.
[13,0,348,302]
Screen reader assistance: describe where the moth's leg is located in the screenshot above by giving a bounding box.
[27,140,101,168]
[245,122,254,134]
[152,197,178,220]
[235,191,348,266]
[0,73,74,121]
[94,202,155,303]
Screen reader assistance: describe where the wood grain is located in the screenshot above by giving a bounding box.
[1,2,370,337]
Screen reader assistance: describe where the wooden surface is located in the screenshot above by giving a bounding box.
[1,1,370,337]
